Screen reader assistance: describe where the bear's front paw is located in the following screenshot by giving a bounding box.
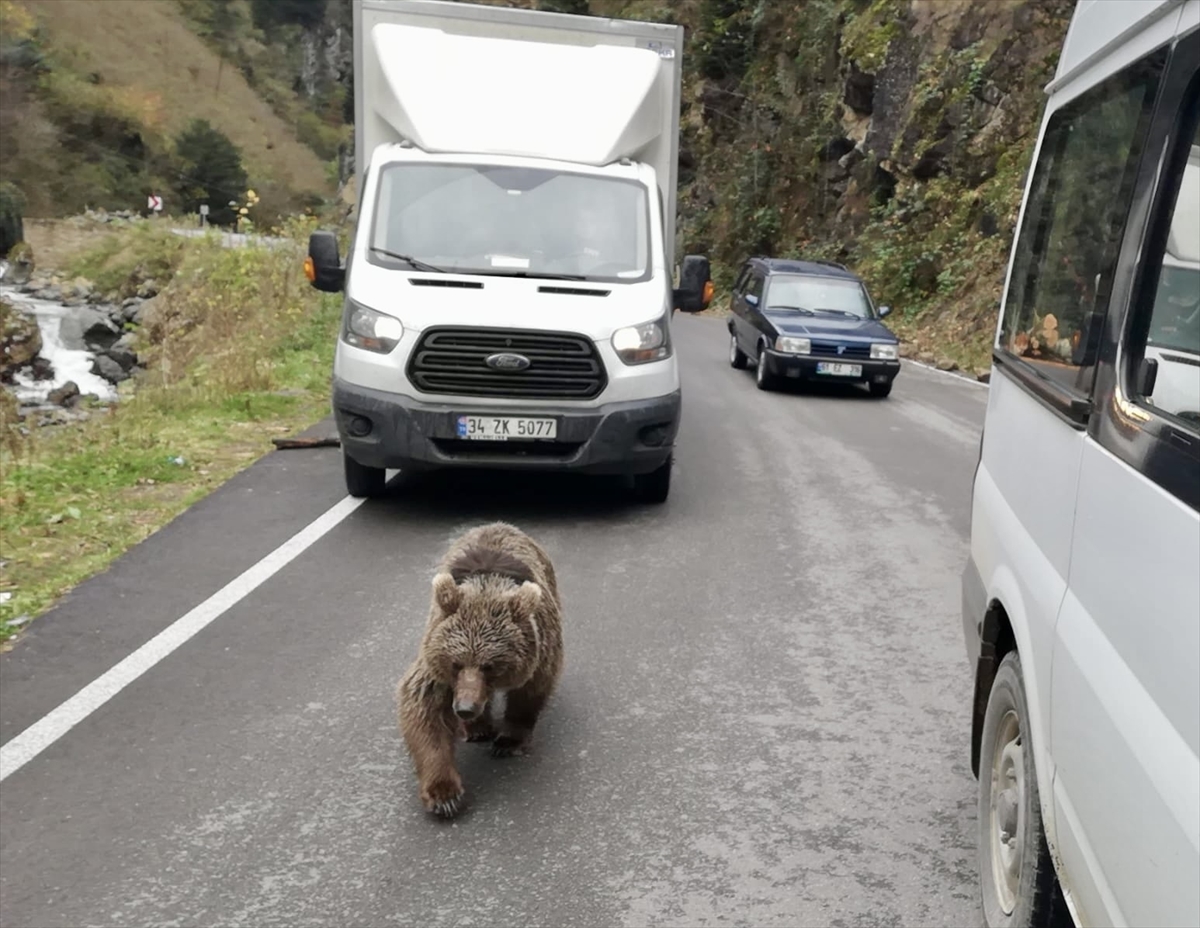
[464,718,496,743]
[491,733,529,758]
[420,774,465,818]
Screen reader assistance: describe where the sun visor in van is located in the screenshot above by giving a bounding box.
[367,23,664,167]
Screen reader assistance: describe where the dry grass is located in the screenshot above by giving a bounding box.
[20,0,330,198]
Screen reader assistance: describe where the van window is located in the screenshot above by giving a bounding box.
[1000,54,1165,394]
[1129,98,1200,430]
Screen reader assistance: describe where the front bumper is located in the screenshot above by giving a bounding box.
[763,350,901,385]
[331,378,680,475]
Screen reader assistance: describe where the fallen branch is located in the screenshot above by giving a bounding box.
[270,436,341,450]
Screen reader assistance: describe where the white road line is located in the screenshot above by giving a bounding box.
[0,492,369,782]
[904,358,991,389]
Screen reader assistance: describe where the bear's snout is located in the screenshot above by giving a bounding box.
[453,667,488,720]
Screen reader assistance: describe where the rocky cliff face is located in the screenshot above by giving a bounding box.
[660,0,1074,369]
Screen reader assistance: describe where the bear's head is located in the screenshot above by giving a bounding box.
[425,571,543,720]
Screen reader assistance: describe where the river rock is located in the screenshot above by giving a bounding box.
[58,306,120,351]
[91,353,129,383]
[1,297,42,384]
[47,380,80,407]
[102,345,137,371]
[28,356,54,381]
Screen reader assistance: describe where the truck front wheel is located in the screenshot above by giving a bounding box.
[343,452,387,499]
[631,455,672,504]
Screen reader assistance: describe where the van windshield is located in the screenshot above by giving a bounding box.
[370,163,651,283]
[1147,264,1200,354]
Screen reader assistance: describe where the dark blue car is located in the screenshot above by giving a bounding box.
[726,257,901,397]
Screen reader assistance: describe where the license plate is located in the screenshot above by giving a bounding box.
[816,362,862,377]
[455,415,557,441]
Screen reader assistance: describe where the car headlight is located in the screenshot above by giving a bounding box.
[343,299,403,354]
[775,336,811,355]
[870,343,899,360]
[612,316,672,365]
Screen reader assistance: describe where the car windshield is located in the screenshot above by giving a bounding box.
[370,163,651,283]
[764,274,874,318]
[1147,264,1200,354]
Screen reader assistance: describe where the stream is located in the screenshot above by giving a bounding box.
[1,283,119,405]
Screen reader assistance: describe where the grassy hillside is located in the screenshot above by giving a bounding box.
[0,0,332,220]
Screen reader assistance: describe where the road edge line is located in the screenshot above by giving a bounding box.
[0,494,366,782]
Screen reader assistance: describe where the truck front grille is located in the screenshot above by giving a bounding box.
[407,327,607,400]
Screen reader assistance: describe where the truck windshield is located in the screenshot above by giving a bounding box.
[370,163,651,283]
[764,275,875,319]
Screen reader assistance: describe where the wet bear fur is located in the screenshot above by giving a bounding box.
[396,521,564,818]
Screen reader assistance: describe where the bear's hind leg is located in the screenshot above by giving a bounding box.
[492,683,550,758]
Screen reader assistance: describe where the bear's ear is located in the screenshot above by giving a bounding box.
[510,580,542,617]
[431,572,460,615]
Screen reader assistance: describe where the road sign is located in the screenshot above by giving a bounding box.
[147,195,163,212]
[199,204,209,216]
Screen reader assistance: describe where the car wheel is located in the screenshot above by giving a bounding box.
[343,451,387,499]
[755,345,774,391]
[978,651,1066,928]
[869,381,893,398]
[729,330,748,369]
[631,455,671,504]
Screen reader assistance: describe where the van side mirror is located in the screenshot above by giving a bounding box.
[878,305,892,318]
[674,254,712,313]
[305,230,345,293]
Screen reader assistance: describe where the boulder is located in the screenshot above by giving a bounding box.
[1,298,42,384]
[47,380,80,407]
[58,307,121,351]
[91,354,129,383]
[102,345,137,371]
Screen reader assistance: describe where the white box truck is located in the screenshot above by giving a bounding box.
[305,0,713,502]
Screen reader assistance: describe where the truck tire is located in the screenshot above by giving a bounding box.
[632,455,671,504]
[978,651,1068,928]
[343,451,387,499]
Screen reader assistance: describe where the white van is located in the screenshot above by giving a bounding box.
[961,1,1200,926]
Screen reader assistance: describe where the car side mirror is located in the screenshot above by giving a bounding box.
[878,305,892,318]
[305,230,345,293]
[745,294,759,308]
[674,254,712,313]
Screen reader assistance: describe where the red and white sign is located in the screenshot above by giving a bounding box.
[147,195,163,212]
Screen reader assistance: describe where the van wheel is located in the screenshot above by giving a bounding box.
[978,651,1065,928]
[343,452,387,499]
[869,381,893,398]
[729,330,748,369]
[631,455,671,504]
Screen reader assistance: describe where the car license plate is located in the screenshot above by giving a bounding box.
[816,362,862,377]
[456,415,557,441]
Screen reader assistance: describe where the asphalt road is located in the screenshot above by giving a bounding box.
[0,315,989,928]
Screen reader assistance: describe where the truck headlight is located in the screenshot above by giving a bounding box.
[612,316,672,365]
[775,336,811,355]
[343,299,403,354]
[871,343,898,360]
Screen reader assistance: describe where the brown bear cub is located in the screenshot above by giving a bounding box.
[396,522,564,818]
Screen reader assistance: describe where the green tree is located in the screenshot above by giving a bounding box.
[250,0,327,32]
[536,0,590,13]
[173,120,248,226]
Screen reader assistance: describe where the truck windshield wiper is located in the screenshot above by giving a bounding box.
[475,270,590,282]
[369,247,446,274]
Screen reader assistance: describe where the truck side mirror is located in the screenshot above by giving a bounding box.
[675,254,712,313]
[304,230,345,293]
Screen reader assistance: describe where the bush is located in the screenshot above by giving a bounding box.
[0,182,25,257]
[173,119,249,226]
[250,0,327,33]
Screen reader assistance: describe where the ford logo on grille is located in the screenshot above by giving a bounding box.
[485,352,531,372]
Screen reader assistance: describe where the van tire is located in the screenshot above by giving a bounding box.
[978,651,1065,928]
[343,452,387,498]
[632,455,671,504]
